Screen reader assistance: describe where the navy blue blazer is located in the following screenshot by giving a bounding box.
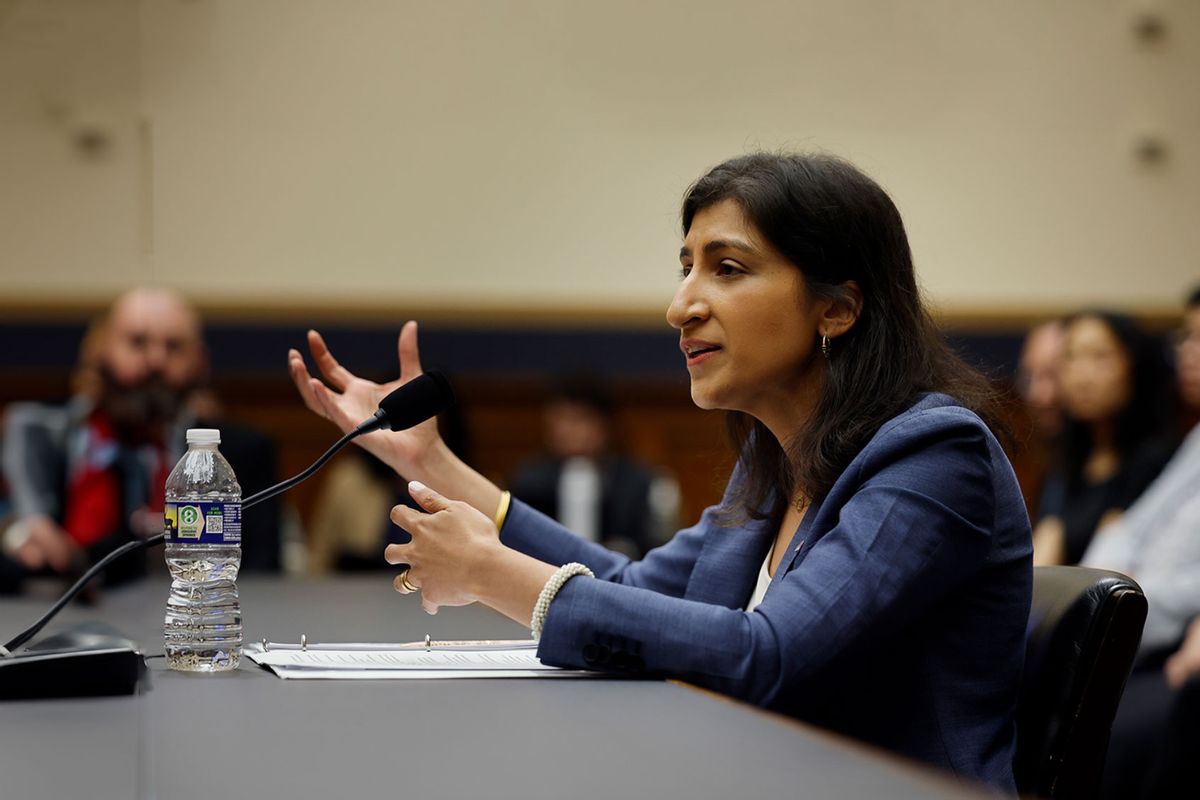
[501,394,1032,791]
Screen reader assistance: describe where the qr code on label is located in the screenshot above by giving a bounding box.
[207,513,223,534]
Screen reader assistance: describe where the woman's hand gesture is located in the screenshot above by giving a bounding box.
[287,320,439,476]
[384,481,556,622]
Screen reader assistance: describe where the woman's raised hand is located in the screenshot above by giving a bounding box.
[287,320,439,476]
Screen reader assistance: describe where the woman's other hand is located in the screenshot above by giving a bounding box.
[384,481,506,615]
[384,481,558,625]
[287,320,439,476]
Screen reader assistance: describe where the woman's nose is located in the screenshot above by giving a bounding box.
[667,276,708,330]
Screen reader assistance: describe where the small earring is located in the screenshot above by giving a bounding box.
[820,334,830,359]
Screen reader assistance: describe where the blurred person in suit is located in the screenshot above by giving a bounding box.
[1143,618,1200,798]
[1013,319,1066,515]
[0,287,281,593]
[508,376,677,558]
[1017,319,1067,441]
[1082,286,1200,799]
[288,153,1032,791]
[306,449,406,573]
[1032,311,1177,566]
[307,399,470,573]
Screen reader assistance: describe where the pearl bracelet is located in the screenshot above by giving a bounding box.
[530,562,594,640]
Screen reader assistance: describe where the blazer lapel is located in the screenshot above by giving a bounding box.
[684,513,774,608]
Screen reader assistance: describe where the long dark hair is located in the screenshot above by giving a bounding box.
[681,152,1003,521]
[1059,310,1175,492]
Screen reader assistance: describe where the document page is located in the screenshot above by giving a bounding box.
[244,641,601,680]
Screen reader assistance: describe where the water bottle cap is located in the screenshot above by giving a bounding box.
[186,428,221,445]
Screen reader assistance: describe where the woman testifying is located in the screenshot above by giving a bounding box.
[288,153,1032,792]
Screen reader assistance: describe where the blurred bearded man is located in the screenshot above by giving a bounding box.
[1,288,280,593]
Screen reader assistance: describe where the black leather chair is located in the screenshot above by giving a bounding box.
[1015,566,1148,799]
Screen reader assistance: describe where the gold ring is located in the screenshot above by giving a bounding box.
[398,569,419,593]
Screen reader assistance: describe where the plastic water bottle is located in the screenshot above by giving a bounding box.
[163,428,243,671]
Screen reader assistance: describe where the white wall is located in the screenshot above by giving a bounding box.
[2,0,1197,320]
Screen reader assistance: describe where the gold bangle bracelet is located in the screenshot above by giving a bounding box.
[493,490,512,531]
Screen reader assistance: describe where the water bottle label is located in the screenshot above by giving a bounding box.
[164,502,242,545]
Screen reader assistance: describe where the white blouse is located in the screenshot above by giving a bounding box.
[745,549,773,611]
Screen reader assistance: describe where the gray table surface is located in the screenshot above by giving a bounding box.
[0,575,992,799]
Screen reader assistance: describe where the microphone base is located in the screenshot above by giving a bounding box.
[0,647,144,700]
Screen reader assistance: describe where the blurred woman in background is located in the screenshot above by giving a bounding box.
[1033,311,1177,566]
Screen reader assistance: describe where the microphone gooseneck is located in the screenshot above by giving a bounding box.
[2,371,456,655]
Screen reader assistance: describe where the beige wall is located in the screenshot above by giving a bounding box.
[2,0,1197,320]
[0,0,146,303]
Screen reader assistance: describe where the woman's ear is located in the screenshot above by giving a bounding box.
[820,281,863,339]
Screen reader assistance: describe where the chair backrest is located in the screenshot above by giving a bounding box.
[1015,565,1147,799]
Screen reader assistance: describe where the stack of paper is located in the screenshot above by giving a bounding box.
[244,640,599,680]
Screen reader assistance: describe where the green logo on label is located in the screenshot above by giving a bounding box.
[178,505,204,539]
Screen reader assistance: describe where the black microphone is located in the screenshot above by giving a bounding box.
[353,370,455,436]
[0,371,456,683]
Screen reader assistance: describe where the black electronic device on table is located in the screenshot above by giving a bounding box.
[0,622,144,700]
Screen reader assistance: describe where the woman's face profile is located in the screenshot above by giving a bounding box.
[1060,316,1133,423]
[667,198,825,429]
